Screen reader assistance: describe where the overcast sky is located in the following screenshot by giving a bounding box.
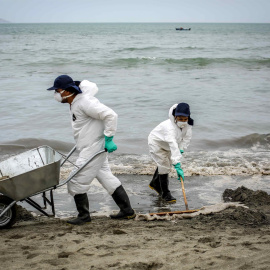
[0,0,269,23]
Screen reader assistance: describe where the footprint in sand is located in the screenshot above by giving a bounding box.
[95,244,110,249]
[122,262,164,270]
[58,251,73,258]
[72,239,83,244]
[198,236,221,248]
[108,262,121,267]
[99,252,114,257]
[9,234,25,239]
[82,252,94,257]
[215,255,235,260]
[57,232,67,237]
[112,229,128,235]
[21,245,31,250]
[26,253,39,259]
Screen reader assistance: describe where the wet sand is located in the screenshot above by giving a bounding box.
[1,187,270,270]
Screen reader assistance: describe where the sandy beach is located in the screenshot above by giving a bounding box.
[1,186,269,270]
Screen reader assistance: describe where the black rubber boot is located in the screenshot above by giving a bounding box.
[159,174,176,203]
[67,193,91,225]
[110,185,136,219]
[149,167,162,195]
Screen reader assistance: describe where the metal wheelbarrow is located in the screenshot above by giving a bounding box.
[0,145,106,229]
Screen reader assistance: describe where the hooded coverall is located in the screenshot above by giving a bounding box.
[148,104,192,174]
[67,80,121,196]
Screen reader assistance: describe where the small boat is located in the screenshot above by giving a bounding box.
[176,28,191,31]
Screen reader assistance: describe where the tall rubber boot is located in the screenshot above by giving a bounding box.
[67,193,91,225]
[149,167,162,195]
[110,185,136,219]
[159,174,176,203]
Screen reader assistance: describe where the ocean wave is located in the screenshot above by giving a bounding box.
[16,56,270,69]
[112,147,270,176]
[54,147,270,178]
[58,149,270,178]
[0,138,74,156]
[0,133,268,154]
[114,46,203,53]
[114,46,160,52]
[111,57,156,65]
[237,45,270,51]
[181,46,205,50]
[1,135,269,177]
[199,133,270,150]
[164,57,270,68]
[108,57,270,69]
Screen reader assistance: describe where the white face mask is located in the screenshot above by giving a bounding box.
[54,90,65,102]
[54,90,74,102]
[176,121,187,128]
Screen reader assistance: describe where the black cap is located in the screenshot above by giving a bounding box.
[47,75,82,93]
[175,103,190,117]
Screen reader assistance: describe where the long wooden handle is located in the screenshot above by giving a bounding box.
[149,209,198,216]
[180,177,189,210]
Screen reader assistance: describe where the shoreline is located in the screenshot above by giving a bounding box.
[1,186,270,270]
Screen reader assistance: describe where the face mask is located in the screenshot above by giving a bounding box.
[54,90,74,102]
[176,121,187,128]
[54,90,65,102]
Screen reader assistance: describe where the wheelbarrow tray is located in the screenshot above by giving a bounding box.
[0,146,62,201]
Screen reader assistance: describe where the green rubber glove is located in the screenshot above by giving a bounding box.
[104,135,117,153]
[180,149,184,154]
[173,163,184,181]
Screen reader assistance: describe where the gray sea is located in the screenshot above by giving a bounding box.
[0,23,269,216]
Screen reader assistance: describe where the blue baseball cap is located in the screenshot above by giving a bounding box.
[47,75,82,93]
[175,103,190,117]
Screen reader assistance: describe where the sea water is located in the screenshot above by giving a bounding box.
[0,23,269,215]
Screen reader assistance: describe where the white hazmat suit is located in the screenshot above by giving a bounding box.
[148,104,192,174]
[67,80,121,196]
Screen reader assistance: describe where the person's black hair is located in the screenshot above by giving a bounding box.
[188,117,194,126]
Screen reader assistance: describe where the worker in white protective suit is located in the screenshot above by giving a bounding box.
[148,103,194,203]
[47,75,135,225]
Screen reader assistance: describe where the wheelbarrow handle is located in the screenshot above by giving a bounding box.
[61,147,108,167]
[57,149,107,188]
[60,145,77,167]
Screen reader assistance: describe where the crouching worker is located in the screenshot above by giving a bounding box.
[148,103,194,203]
[47,75,135,225]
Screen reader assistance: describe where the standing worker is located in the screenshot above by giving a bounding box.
[47,75,135,225]
[148,103,194,203]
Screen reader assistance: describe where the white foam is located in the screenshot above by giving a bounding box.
[59,148,270,177]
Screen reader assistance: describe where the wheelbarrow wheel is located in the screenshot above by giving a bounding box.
[0,195,17,229]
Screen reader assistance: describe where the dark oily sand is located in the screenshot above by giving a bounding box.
[223,186,270,226]
[0,187,270,270]
[16,205,36,222]
[195,186,270,227]
[223,185,270,208]
[194,205,269,227]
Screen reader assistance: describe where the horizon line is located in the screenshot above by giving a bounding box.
[1,21,270,24]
